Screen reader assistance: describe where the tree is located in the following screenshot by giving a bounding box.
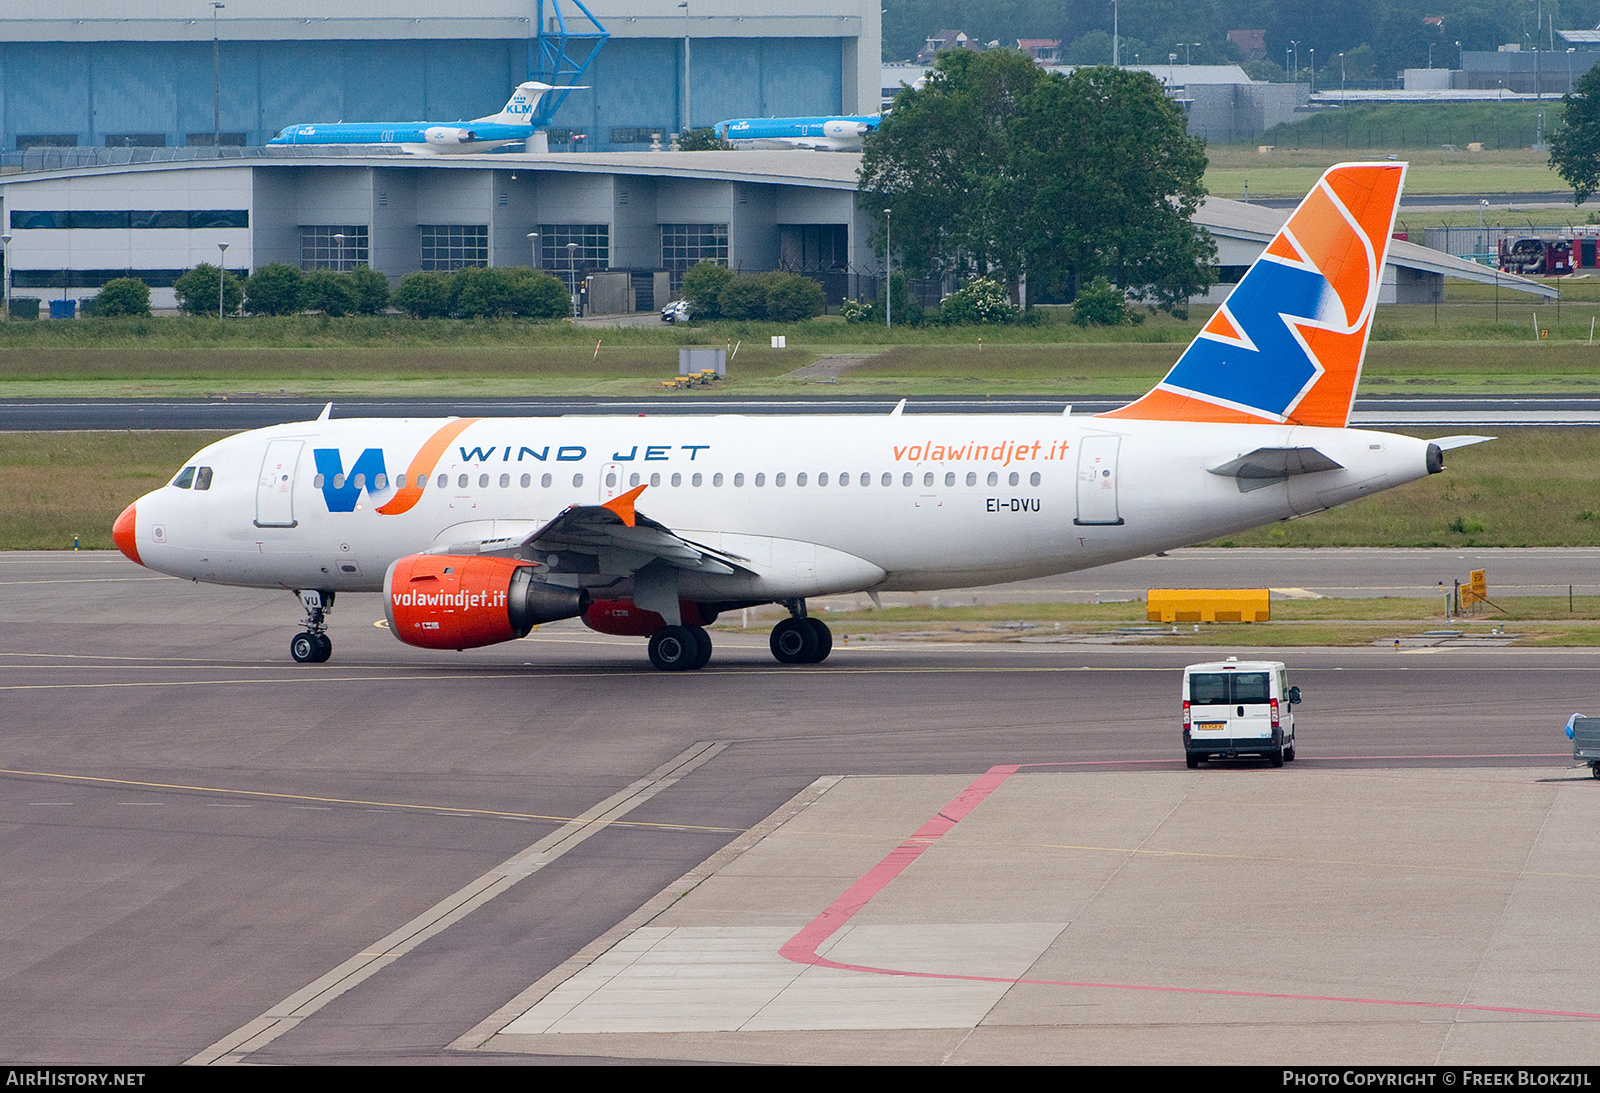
[244,263,304,316]
[1552,63,1600,204]
[345,265,391,314]
[299,268,358,316]
[680,261,734,319]
[717,274,770,320]
[173,263,243,316]
[678,127,733,151]
[765,272,825,321]
[93,277,151,317]
[864,54,1212,314]
[452,266,513,318]
[393,271,456,318]
[503,266,572,318]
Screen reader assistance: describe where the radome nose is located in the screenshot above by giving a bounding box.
[113,502,142,566]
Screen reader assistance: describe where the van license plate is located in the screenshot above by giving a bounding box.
[1196,722,1226,731]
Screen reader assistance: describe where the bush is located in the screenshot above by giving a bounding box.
[173,264,243,316]
[717,274,771,320]
[1070,276,1141,327]
[345,265,391,315]
[243,263,304,316]
[92,278,152,317]
[938,276,1019,325]
[678,127,734,151]
[503,266,572,319]
[765,272,825,321]
[452,266,514,318]
[841,298,877,323]
[680,261,733,320]
[298,268,358,317]
[393,271,455,318]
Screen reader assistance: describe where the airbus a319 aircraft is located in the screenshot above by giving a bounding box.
[113,163,1488,671]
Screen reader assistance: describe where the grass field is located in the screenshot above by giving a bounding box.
[790,595,1600,647]
[3,426,1593,552]
[1205,145,1566,199]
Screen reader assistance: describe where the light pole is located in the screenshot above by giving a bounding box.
[678,2,691,134]
[1290,40,1299,81]
[333,232,346,272]
[216,241,229,318]
[883,208,891,330]
[211,3,225,149]
[1,233,11,322]
[565,241,579,318]
[1185,42,1200,65]
[1340,52,1346,104]
[1109,0,1118,67]
[527,231,540,269]
[1309,47,1315,90]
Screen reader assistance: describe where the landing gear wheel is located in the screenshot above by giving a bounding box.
[688,625,713,670]
[648,625,699,671]
[803,618,833,663]
[770,617,820,664]
[290,632,323,664]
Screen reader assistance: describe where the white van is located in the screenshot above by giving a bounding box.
[1182,658,1300,768]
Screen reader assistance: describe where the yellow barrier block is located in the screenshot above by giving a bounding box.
[1147,588,1270,623]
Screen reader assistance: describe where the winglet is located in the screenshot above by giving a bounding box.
[1103,161,1406,428]
[317,402,333,421]
[890,399,906,417]
[602,484,647,527]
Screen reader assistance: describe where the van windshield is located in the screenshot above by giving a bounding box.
[1190,672,1271,705]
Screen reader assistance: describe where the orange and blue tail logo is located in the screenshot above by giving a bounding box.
[1104,162,1405,428]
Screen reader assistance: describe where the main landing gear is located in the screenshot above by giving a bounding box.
[289,589,334,664]
[646,624,713,672]
[770,601,832,665]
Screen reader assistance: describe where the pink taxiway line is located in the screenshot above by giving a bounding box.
[778,764,1600,1021]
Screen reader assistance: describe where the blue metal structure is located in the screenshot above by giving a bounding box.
[528,0,611,127]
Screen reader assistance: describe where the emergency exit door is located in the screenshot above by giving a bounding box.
[1075,434,1124,526]
[255,440,302,528]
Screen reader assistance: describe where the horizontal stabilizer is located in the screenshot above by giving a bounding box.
[1208,447,1344,492]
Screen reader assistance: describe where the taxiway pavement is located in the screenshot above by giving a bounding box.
[1,553,1596,1064]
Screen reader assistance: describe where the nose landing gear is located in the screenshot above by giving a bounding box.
[290,589,334,663]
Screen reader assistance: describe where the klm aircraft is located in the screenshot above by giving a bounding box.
[268,83,553,155]
[717,115,881,152]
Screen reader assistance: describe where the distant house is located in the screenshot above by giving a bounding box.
[916,30,981,65]
[1016,38,1061,63]
[1227,29,1267,62]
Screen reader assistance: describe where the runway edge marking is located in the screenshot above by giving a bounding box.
[184,740,726,1066]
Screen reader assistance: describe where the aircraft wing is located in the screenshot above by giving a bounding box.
[519,485,751,577]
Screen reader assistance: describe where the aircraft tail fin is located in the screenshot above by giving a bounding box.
[1101,161,1406,428]
[473,82,554,126]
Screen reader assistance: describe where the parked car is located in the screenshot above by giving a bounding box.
[661,299,692,323]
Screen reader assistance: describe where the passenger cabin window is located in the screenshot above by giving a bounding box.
[173,466,196,489]
[194,466,214,491]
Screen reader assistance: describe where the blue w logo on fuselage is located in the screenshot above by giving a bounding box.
[1160,260,1332,420]
[313,448,387,512]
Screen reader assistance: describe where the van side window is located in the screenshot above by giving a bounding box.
[172,466,196,489]
[194,466,213,491]
[1232,673,1271,703]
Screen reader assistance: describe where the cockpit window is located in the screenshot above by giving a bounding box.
[173,466,196,489]
[194,466,214,491]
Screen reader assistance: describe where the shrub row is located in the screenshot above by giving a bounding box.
[679,262,825,322]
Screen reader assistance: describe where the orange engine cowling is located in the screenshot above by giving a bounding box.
[384,554,586,650]
[582,598,717,636]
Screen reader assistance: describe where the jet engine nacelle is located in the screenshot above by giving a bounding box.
[821,119,868,140]
[384,554,585,650]
[423,127,475,146]
[582,599,718,637]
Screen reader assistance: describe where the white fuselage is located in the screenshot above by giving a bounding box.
[125,413,1437,601]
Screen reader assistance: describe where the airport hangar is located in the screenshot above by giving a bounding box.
[0,0,880,156]
[0,148,1548,313]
